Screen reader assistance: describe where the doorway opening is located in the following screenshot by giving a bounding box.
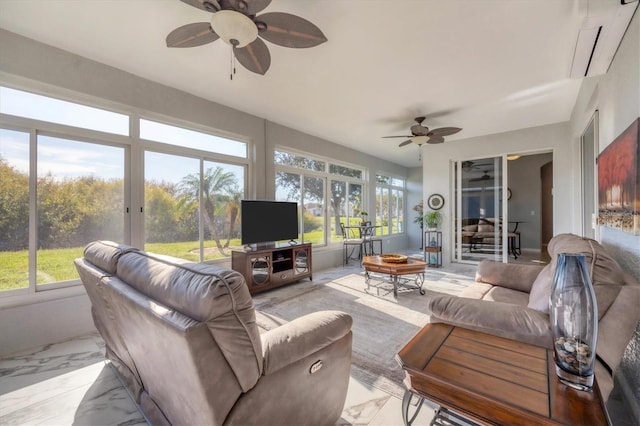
[453,152,553,264]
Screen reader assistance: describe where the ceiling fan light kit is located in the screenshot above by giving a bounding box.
[412,135,429,145]
[167,0,327,77]
[210,10,258,47]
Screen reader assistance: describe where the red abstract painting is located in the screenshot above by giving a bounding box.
[598,118,639,235]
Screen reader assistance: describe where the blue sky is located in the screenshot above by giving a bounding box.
[1,86,245,185]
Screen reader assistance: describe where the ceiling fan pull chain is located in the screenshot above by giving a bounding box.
[230,46,233,80]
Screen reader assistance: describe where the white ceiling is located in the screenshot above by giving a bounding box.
[0,0,587,167]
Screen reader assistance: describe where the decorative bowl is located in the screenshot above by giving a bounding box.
[379,254,408,263]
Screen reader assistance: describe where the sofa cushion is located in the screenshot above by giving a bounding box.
[483,287,530,306]
[83,240,138,274]
[427,293,551,348]
[458,282,494,299]
[476,261,544,293]
[527,263,553,312]
[462,224,478,232]
[477,224,494,233]
[527,234,625,318]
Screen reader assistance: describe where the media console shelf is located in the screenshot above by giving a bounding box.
[231,243,312,295]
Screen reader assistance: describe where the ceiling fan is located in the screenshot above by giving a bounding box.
[166,0,327,76]
[470,170,493,182]
[383,117,462,147]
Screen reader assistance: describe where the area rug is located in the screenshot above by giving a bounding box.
[253,267,476,398]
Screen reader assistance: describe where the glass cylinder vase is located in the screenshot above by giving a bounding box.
[550,253,598,391]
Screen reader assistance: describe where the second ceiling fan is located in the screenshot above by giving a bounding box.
[383,116,462,147]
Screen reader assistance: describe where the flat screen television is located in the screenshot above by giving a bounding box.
[241,200,299,247]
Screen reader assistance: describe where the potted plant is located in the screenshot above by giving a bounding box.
[359,211,368,224]
[425,210,442,230]
[412,201,424,230]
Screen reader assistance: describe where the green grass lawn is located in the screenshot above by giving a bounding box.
[0,241,244,291]
[0,247,85,290]
[0,221,395,291]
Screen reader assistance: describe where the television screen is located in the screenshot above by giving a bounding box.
[241,200,299,245]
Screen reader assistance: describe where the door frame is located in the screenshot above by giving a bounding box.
[580,110,599,239]
[452,156,509,264]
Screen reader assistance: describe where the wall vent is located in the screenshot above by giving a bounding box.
[569,1,637,78]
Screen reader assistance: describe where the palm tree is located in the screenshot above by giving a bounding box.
[224,187,243,249]
[178,166,238,255]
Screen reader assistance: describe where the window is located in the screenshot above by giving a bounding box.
[0,86,129,135]
[144,152,245,261]
[275,149,365,246]
[375,174,405,235]
[0,86,249,296]
[141,119,246,158]
[37,136,125,286]
[0,129,29,291]
[275,172,326,244]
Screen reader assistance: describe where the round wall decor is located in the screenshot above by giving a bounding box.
[427,194,444,210]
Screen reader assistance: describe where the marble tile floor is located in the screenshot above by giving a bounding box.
[0,262,455,426]
[0,332,441,426]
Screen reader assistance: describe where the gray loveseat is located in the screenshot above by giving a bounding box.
[426,233,640,402]
[75,241,353,425]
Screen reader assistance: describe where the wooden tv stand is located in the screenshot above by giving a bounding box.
[231,243,312,294]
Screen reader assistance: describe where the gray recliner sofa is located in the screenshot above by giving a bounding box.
[75,241,353,426]
[425,233,640,403]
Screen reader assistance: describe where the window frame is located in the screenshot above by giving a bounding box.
[274,147,367,247]
[0,84,252,300]
[375,172,406,236]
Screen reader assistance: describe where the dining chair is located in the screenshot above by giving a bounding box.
[361,221,382,256]
[340,223,364,265]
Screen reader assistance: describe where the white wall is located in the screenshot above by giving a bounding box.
[421,122,571,266]
[406,166,424,251]
[569,10,640,280]
[507,152,553,251]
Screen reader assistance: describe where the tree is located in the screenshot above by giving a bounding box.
[224,187,242,249]
[0,158,29,250]
[275,152,363,237]
[178,166,238,255]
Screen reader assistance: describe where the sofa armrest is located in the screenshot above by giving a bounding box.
[475,260,545,293]
[427,293,552,348]
[261,310,352,375]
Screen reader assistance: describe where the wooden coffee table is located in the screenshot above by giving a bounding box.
[396,323,610,425]
[362,255,426,298]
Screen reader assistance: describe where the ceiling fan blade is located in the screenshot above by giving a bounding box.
[427,135,445,144]
[399,140,413,147]
[225,0,272,14]
[179,0,219,12]
[234,38,271,75]
[166,22,219,48]
[257,12,327,48]
[382,135,412,138]
[245,0,272,15]
[429,127,462,137]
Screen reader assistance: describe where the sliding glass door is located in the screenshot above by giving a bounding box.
[454,156,507,263]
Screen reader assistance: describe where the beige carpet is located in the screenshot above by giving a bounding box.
[254,267,476,398]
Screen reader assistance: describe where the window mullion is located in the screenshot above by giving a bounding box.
[28,129,37,292]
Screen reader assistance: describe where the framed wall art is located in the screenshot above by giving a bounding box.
[597,118,639,235]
